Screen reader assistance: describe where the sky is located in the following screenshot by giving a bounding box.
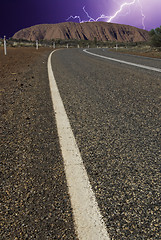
[0,0,161,38]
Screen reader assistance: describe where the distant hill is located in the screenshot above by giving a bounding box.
[12,22,149,42]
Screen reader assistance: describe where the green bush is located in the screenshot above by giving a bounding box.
[149,26,161,47]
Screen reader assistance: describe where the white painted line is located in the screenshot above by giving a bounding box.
[48,50,110,240]
[83,49,161,73]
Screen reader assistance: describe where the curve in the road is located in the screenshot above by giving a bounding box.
[83,49,161,73]
[48,50,110,240]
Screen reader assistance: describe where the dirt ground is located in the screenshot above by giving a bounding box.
[0,47,77,239]
[0,47,50,86]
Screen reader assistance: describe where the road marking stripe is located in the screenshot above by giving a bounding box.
[48,50,110,240]
[83,49,161,73]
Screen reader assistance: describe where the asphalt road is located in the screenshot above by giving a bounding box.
[51,48,161,240]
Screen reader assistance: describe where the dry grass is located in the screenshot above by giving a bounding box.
[111,45,161,59]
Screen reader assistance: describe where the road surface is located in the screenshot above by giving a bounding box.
[50,48,161,240]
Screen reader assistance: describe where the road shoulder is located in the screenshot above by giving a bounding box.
[1,47,77,239]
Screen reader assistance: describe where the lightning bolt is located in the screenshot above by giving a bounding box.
[107,0,136,23]
[138,0,146,29]
[67,0,146,30]
[82,6,110,22]
[67,6,110,23]
[107,0,146,29]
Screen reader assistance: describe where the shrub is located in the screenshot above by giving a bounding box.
[149,26,161,47]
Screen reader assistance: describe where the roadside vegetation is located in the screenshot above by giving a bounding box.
[0,28,161,59]
[149,26,161,47]
[0,37,150,49]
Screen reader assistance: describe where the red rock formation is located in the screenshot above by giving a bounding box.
[13,22,149,42]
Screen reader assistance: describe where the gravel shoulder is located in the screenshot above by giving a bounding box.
[1,47,77,239]
[110,48,161,59]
